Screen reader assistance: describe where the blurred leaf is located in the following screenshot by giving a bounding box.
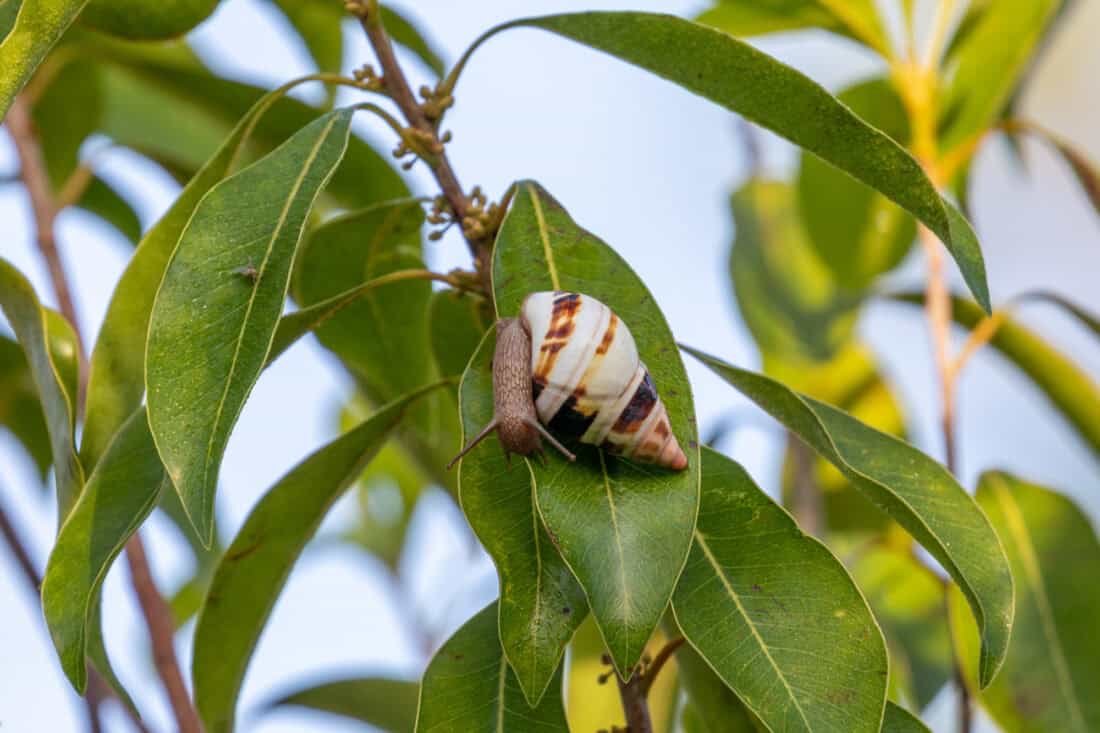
[672,447,888,732]
[675,636,765,733]
[83,77,341,471]
[849,546,951,710]
[0,0,20,41]
[694,0,890,56]
[492,181,700,676]
[0,0,89,120]
[342,440,424,569]
[882,702,931,733]
[147,108,353,543]
[1006,122,1100,218]
[951,472,1100,732]
[893,293,1100,464]
[75,176,142,245]
[159,485,223,628]
[193,387,433,733]
[684,346,1014,688]
[31,60,102,189]
[428,289,489,380]
[457,327,588,705]
[0,334,51,479]
[939,0,1060,153]
[381,5,445,77]
[492,12,990,311]
[293,201,460,492]
[269,677,419,733]
[797,78,916,290]
[730,180,858,363]
[0,259,84,519]
[415,602,568,733]
[265,0,342,79]
[79,0,219,39]
[41,407,165,692]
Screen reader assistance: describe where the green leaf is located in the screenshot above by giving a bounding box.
[75,176,143,245]
[428,289,490,381]
[457,328,588,705]
[41,406,166,692]
[683,346,1014,688]
[192,387,433,733]
[79,0,219,39]
[675,638,766,733]
[31,59,102,190]
[849,546,952,710]
[950,472,1100,732]
[0,259,84,519]
[484,12,990,311]
[0,0,20,41]
[265,0,342,78]
[381,4,445,77]
[695,0,890,56]
[797,78,916,291]
[415,602,569,733]
[146,108,354,542]
[269,677,419,732]
[492,180,700,676]
[940,0,1061,153]
[672,447,888,733]
[893,293,1100,464]
[882,702,931,733]
[83,82,317,470]
[0,335,52,480]
[0,0,90,120]
[730,180,859,363]
[293,201,459,491]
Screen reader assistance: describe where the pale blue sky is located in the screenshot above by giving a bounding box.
[2,1,1100,731]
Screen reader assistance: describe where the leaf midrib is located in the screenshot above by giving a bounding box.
[200,114,340,525]
[693,529,812,732]
[990,477,1087,732]
[528,183,560,291]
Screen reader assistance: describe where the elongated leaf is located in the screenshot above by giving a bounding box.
[0,335,52,479]
[0,0,89,120]
[675,638,765,733]
[882,702,931,733]
[79,0,220,39]
[940,0,1060,153]
[415,602,568,733]
[428,289,489,381]
[265,0,342,77]
[193,387,433,733]
[457,328,588,705]
[695,0,890,56]
[147,108,353,542]
[491,181,700,676]
[849,547,951,709]
[684,347,1014,687]
[950,472,1100,732]
[84,82,325,470]
[293,201,459,492]
[672,447,887,732]
[894,293,1100,463]
[41,407,166,691]
[76,176,143,245]
[269,677,418,732]
[0,259,84,518]
[484,12,990,311]
[0,0,20,40]
[797,78,915,290]
[31,59,102,190]
[1007,122,1100,218]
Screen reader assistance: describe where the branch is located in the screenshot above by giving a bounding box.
[5,93,201,733]
[615,670,653,733]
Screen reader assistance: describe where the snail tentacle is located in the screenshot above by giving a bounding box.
[447,418,499,470]
[526,416,577,462]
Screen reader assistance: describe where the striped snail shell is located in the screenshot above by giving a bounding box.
[520,291,688,470]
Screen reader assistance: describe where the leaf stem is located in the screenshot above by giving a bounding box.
[640,635,685,696]
[353,5,494,295]
[5,94,200,733]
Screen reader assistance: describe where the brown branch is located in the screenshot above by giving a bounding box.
[6,93,201,733]
[353,2,495,293]
[615,669,653,733]
[124,534,204,733]
[640,635,685,696]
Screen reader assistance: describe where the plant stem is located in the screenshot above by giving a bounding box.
[616,671,653,733]
[6,93,201,733]
[355,4,495,293]
[641,636,685,696]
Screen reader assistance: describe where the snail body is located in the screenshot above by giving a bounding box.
[450,291,687,471]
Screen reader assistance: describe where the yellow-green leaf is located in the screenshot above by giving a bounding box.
[268,677,418,732]
[0,0,90,120]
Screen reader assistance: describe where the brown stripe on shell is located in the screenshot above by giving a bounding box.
[611,371,658,434]
[595,313,618,355]
[533,293,583,382]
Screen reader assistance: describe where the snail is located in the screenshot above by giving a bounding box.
[449,291,688,471]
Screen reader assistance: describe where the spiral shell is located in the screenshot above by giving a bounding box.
[520,291,688,470]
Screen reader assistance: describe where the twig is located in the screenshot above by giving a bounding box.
[352,1,495,293]
[5,93,202,733]
[615,670,653,733]
[124,534,204,733]
[640,636,685,696]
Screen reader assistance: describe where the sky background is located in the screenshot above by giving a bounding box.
[2,0,1100,731]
